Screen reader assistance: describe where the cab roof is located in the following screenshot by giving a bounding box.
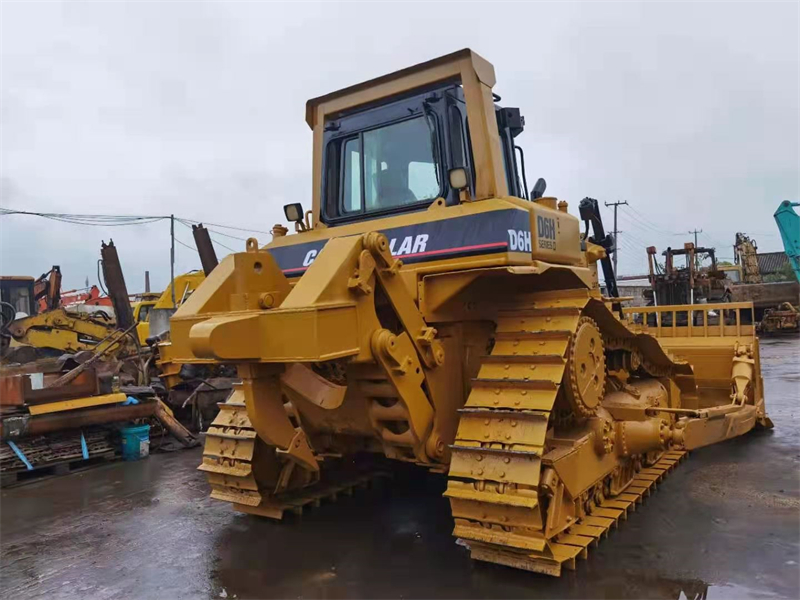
[305,48,495,128]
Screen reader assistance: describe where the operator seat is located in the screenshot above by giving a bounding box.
[376,169,417,207]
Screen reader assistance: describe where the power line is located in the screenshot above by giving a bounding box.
[207,228,247,241]
[612,228,652,277]
[619,211,660,233]
[700,231,731,251]
[1,208,268,238]
[174,237,196,251]
[174,233,238,254]
[0,208,168,226]
[626,205,683,236]
[616,234,642,253]
[174,218,238,252]
[618,211,683,240]
[176,219,247,242]
[0,208,166,219]
[175,216,272,238]
[2,208,252,294]
[209,237,236,253]
[191,219,273,236]
[618,228,650,248]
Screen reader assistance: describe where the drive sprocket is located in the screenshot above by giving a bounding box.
[564,316,606,419]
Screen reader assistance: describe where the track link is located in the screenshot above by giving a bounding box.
[445,292,582,574]
[198,398,265,507]
[235,471,390,519]
[200,395,388,519]
[466,451,688,575]
[444,290,689,576]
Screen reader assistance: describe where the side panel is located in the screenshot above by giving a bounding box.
[268,209,533,277]
[266,200,583,279]
[529,202,584,265]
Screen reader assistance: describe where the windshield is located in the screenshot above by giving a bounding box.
[341,116,441,215]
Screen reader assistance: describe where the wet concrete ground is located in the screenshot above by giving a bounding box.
[1,338,798,599]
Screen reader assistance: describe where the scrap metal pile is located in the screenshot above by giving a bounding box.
[0,237,237,481]
[0,341,198,481]
[645,243,732,307]
[757,302,800,335]
[727,231,800,324]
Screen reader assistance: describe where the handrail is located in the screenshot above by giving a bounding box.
[621,301,756,339]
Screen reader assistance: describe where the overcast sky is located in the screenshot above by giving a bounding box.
[1,1,798,290]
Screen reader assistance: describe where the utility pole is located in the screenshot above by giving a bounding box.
[170,214,176,308]
[688,228,703,269]
[604,200,628,275]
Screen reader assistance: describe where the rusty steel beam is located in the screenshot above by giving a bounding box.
[100,240,134,330]
[24,369,99,405]
[154,399,199,447]
[192,224,219,276]
[2,398,198,448]
[1,401,156,440]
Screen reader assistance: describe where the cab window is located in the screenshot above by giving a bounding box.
[9,286,32,315]
[342,138,362,212]
[337,115,441,217]
[137,304,152,323]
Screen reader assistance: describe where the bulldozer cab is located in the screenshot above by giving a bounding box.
[302,49,527,229]
[315,83,527,225]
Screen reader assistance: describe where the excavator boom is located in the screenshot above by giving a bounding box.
[774,200,800,282]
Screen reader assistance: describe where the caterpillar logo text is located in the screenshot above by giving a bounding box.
[302,233,430,268]
[302,250,318,267]
[389,234,429,256]
[537,215,557,250]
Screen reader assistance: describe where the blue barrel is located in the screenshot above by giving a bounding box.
[120,424,150,460]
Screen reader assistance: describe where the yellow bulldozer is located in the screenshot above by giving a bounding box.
[165,49,772,576]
